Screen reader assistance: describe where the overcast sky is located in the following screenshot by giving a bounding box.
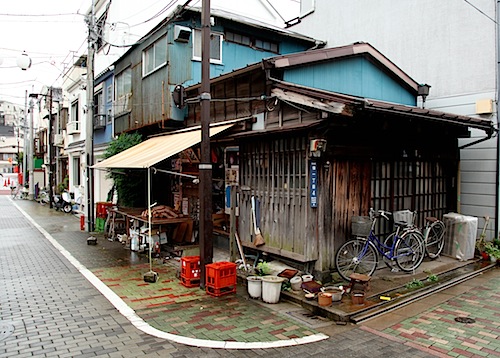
[0,0,299,110]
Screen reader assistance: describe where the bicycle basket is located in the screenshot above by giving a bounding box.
[393,210,415,226]
[351,216,371,237]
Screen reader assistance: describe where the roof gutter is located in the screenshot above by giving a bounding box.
[459,130,497,149]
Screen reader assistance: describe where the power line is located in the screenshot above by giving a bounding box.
[463,0,497,24]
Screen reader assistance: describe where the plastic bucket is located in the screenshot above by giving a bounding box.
[247,276,262,299]
[261,276,285,304]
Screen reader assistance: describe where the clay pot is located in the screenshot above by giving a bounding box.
[318,292,333,306]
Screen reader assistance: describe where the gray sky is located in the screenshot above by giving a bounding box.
[0,0,299,108]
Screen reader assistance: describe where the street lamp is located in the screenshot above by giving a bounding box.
[16,51,32,71]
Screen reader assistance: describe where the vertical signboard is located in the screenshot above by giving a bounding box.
[310,160,317,208]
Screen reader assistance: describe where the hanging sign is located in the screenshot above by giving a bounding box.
[310,160,318,208]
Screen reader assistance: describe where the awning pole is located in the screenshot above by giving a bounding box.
[148,167,153,274]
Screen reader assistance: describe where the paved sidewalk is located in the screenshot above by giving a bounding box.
[3,196,500,357]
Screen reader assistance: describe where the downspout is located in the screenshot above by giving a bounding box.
[496,0,500,238]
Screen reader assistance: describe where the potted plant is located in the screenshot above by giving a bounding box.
[246,261,272,299]
[484,241,500,263]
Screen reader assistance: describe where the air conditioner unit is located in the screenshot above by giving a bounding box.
[53,134,64,146]
[174,25,191,43]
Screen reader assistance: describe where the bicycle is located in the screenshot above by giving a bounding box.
[335,208,426,282]
[393,210,446,259]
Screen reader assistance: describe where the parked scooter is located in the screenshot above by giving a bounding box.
[53,191,73,213]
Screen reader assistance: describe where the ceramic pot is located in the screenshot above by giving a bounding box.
[322,286,344,302]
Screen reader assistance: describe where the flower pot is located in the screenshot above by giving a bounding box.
[261,276,285,303]
[318,292,333,306]
[351,291,365,305]
[290,276,303,291]
[247,276,262,299]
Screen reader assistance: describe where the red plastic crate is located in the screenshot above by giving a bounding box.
[181,256,200,279]
[205,262,237,289]
[206,285,236,297]
[180,275,200,288]
[96,202,113,219]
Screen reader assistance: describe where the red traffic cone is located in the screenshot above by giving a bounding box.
[3,179,6,187]
[7,177,10,186]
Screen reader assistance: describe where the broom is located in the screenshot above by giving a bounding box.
[252,196,265,247]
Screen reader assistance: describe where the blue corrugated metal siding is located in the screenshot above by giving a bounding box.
[283,57,416,105]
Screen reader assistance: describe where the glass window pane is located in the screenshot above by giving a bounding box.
[154,38,166,68]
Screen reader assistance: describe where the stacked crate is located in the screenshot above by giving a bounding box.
[180,256,201,287]
[205,261,237,297]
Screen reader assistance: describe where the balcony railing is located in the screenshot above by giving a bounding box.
[67,121,80,135]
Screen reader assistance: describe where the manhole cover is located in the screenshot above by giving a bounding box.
[286,309,333,328]
[455,317,476,324]
[0,322,15,341]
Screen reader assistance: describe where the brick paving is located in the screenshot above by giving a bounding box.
[4,195,498,356]
[382,276,500,357]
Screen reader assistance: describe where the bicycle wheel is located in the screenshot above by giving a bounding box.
[395,230,425,272]
[425,220,445,259]
[335,239,378,281]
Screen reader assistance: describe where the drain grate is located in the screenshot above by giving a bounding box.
[0,322,15,341]
[285,309,333,328]
[455,317,476,324]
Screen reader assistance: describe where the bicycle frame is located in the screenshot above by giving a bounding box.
[355,213,417,261]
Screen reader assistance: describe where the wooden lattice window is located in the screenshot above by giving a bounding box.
[371,160,448,229]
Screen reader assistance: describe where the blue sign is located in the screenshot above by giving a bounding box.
[310,160,318,208]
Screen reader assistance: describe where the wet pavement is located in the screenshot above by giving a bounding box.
[1,195,500,357]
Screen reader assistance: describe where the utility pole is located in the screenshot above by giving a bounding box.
[28,94,35,199]
[48,87,54,208]
[85,2,96,232]
[23,90,27,186]
[199,0,213,289]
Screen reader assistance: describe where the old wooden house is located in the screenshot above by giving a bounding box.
[184,42,495,279]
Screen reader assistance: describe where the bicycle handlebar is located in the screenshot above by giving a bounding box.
[369,208,392,221]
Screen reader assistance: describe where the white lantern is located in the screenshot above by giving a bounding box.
[16,51,32,71]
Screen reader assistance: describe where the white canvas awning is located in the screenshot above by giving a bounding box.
[92,122,235,169]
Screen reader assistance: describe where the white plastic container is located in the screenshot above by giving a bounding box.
[301,274,313,283]
[261,276,285,303]
[130,236,139,251]
[290,276,303,291]
[443,213,478,261]
[246,276,262,299]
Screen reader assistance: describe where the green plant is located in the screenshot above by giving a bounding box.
[255,261,272,276]
[405,279,424,290]
[103,133,145,207]
[427,274,439,283]
[484,242,500,259]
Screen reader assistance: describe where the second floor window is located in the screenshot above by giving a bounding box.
[115,68,132,114]
[143,36,167,76]
[193,29,222,63]
[71,100,79,123]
